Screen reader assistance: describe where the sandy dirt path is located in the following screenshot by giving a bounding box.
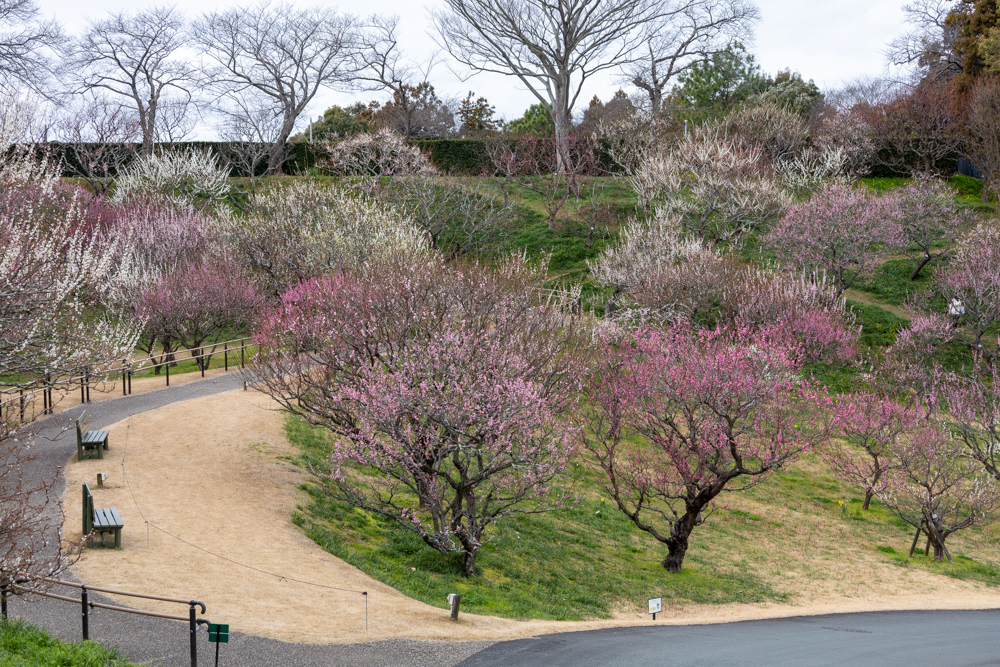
[63,389,1000,645]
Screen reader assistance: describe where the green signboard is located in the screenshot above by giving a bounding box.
[208,623,229,644]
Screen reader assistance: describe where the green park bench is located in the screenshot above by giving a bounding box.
[76,421,109,461]
[83,482,123,548]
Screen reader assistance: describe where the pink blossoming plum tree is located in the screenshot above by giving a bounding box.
[583,324,831,572]
[877,423,1000,562]
[765,184,903,297]
[892,179,970,280]
[820,392,918,510]
[931,223,1000,363]
[249,256,586,576]
[134,262,261,372]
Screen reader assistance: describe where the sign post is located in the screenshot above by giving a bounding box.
[207,623,229,667]
[648,597,662,621]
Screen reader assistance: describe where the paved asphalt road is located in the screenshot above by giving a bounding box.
[457,609,1000,667]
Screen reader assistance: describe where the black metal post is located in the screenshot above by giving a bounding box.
[2,584,8,619]
[200,350,205,377]
[166,360,170,387]
[189,604,198,667]
[81,585,89,640]
[122,360,127,396]
[215,639,220,667]
[128,368,132,395]
[85,367,90,403]
[80,368,85,405]
[224,342,228,372]
[18,389,23,422]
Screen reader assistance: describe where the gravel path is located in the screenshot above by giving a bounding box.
[10,373,493,666]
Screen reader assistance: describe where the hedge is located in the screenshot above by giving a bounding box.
[42,141,322,178]
[412,139,491,175]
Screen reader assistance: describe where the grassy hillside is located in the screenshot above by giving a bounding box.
[288,415,1000,620]
[280,172,1000,621]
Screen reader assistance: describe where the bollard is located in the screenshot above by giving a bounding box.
[447,593,461,621]
[224,342,228,372]
[166,361,170,387]
[81,586,89,640]
[189,604,198,667]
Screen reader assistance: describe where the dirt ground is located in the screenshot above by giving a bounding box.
[63,389,1000,645]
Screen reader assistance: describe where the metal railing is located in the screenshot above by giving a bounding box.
[0,337,252,425]
[2,578,211,667]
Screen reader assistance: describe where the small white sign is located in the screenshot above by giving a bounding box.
[648,597,662,615]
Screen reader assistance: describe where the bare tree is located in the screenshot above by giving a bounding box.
[153,94,197,146]
[885,0,963,82]
[0,0,62,94]
[383,176,515,260]
[53,96,140,197]
[433,0,658,170]
[965,77,1000,203]
[193,2,358,176]
[624,0,759,115]
[355,16,452,139]
[70,6,194,156]
[218,90,287,196]
[864,78,964,177]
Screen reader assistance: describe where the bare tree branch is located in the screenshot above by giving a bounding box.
[70,6,194,155]
[623,0,760,114]
[193,1,358,175]
[432,0,659,169]
[0,0,63,95]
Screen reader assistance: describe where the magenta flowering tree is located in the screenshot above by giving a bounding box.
[134,261,261,371]
[249,256,585,576]
[764,184,902,296]
[892,179,970,280]
[820,392,918,510]
[931,224,1000,362]
[945,369,1000,483]
[583,324,831,572]
[877,423,1000,562]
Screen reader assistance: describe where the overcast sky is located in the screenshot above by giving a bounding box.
[44,0,907,133]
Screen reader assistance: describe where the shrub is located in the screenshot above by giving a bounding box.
[218,180,432,296]
[111,149,232,211]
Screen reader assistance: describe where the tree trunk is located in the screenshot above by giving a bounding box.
[604,287,622,321]
[462,549,477,577]
[662,506,702,572]
[862,491,873,511]
[551,91,571,174]
[267,114,296,176]
[910,253,933,280]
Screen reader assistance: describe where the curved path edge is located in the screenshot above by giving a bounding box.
[12,373,1000,666]
[11,373,492,667]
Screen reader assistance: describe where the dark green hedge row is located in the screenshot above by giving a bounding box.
[413,139,492,175]
[43,141,322,178]
[45,140,488,177]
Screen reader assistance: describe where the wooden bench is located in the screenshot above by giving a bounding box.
[83,482,123,548]
[76,422,109,461]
